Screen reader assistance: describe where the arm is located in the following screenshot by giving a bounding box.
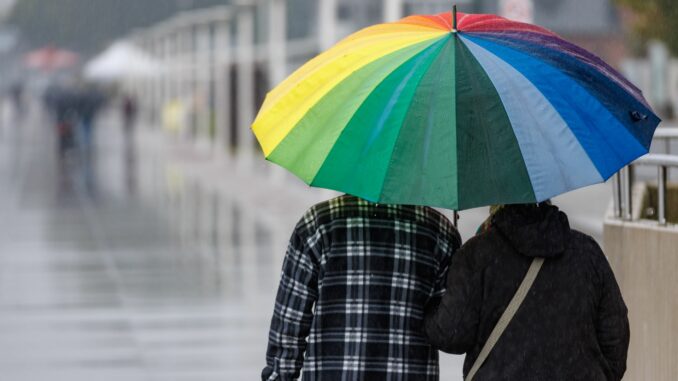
[590,240,630,381]
[423,242,482,354]
[429,226,462,301]
[424,234,457,328]
[262,228,320,381]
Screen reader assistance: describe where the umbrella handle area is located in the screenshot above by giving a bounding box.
[453,210,459,227]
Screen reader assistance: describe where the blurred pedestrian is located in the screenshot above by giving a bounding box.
[424,203,630,381]
[10,82,24,117]
[262,195,461,381]
[43,84,78,158]
[75,85,105,154]
[122,94,138,136]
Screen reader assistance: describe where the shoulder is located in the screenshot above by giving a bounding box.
[417,207,461,253]
[568,230,606,262]
[302,195,368,222]
[295,195,367,235]
[423,206,459,235]
[454,229,509,269]
[567,230,612,281]
[294,199,332,238]
[460,228,505,253]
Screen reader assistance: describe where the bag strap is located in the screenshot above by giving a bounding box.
[465,257,545,381]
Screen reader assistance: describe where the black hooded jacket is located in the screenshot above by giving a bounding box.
[424,204,629,381]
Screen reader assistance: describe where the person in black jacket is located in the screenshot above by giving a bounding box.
[424,203,630,381]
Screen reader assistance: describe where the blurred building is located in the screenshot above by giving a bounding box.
[0,0,15,17]
[129,0,625,167]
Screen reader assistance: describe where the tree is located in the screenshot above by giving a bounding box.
[7,0,229,53]
[615,0,678,54]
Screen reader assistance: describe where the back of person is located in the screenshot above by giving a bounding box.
[263,195,460,381]
[424,204,629,381]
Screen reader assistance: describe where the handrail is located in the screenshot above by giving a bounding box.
[613,153,678,225]
[634,154,678,167]
[650,128,677,157]
[654,127,678,139]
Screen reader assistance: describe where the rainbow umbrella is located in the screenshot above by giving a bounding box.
[252,9,660,211]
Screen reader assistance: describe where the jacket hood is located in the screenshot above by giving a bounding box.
[492,203,571,258]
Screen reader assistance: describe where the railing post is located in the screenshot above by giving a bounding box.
[612,172,622,218]
[658,165,668,225]
[622,165,634,221]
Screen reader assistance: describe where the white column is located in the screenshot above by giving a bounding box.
[236,6,256,169]
[383,0,403,22]
[182,27,193,141]
[649,41,670,112]
[196,24,211,148]
[189,26,200,141]
[215,20,232,160]
[166,34,173,103]
[268,0,287,87]
[176,31,184,129]
[163,35,172,122]
[268,0,289,184]
[318,0,337,50]
[172,32,181,102]
[153,39,162,125]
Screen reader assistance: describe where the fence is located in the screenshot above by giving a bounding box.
[612,127,678,225]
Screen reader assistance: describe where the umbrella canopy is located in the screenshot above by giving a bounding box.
[84,41,161,81]
[24,46,79,71]
[252,11,660,211]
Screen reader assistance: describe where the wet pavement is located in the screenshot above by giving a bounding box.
[0,106,284,380]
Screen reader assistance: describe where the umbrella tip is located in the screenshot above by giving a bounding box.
[452,4,458,32]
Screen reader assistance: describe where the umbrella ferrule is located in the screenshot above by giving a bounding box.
[452,4,458,32]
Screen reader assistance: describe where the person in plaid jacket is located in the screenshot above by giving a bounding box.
[262,195,461,381]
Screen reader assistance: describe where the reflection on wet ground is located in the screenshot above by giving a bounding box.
[0,106,281,380]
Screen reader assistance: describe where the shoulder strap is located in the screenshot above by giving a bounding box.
[465,257,545,381]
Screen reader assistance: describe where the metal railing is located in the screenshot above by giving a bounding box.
[611,127,678,225]
[654,127,678,142]
[613,153,678,225]
[654,127,678,155]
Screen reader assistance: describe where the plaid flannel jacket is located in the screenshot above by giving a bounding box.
[262,195,460,381]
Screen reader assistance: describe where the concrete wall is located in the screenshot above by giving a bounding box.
[604,217,678,380]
